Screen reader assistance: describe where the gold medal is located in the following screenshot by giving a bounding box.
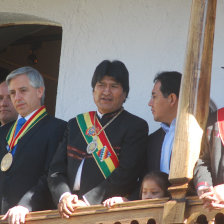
[1,153,13,172]
[87,140,97,154]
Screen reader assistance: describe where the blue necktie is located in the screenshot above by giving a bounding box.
[15,117,26,136]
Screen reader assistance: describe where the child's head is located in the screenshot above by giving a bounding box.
[140,171,171,200]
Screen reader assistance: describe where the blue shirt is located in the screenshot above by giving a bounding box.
[160,119,176,174]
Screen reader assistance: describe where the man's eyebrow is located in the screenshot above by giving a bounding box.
[112,82,120,85]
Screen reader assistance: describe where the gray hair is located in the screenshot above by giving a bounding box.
[6,66,45,105]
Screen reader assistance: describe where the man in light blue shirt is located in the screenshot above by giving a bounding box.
[147,71,182,174]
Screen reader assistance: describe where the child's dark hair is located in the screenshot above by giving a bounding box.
[140,171,171,198]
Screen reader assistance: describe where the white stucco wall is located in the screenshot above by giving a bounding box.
[0,0,223,133]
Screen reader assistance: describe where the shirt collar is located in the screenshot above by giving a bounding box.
[96,107,124,120]
[17,109,38,121]
[96,110,103,119]
[161,118,176,133]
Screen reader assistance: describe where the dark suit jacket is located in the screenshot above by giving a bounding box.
[194,110,224,188]
[128,127,165,201]
[0,115,66,214]
[48,110,148,205]
[146,128,165,173]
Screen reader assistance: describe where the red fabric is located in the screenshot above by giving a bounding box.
[217,108,224,146]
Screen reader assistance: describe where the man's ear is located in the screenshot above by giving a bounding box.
[37,86,44,99]
[168,93,178,106]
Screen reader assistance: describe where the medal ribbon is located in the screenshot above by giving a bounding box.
[76,111,119,178]
[218,107,224,146]
[6,106,47,151]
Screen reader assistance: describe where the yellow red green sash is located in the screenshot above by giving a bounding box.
[6,106,47,151]
[76,111,119,178]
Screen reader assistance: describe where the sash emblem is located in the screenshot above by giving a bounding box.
[97,146,111,161]
[86,126,100,137]
[86,126,96,136]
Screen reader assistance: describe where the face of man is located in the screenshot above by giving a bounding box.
[148,81,173,124]
[93,76,126,114]
[0,82,18,125]
[8,74,44,117]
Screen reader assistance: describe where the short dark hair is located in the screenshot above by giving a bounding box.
[140,171,171,198]
[154,71,182,98]
[91,60,129,97]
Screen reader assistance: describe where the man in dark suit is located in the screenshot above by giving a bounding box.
[146,71,182,174]
[0,67,66,224]
[48,60,148,218]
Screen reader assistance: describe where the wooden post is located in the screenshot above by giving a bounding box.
[163,0,217,223]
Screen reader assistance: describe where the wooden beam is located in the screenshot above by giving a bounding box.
[163,0,217,223]
[169,0,217,184]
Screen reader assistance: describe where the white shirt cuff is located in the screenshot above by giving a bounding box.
[82,195,90,206]
[59,192,72,202]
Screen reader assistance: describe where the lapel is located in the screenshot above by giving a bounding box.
[13,115,49,160]
[0,121,15,155]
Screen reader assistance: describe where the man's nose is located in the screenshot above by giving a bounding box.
[148,98,153,107]
[102,86,111,94]
[14,92,22,100]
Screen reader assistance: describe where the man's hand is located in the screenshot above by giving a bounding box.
[213,184,224,202]
[58,193,79,218]
[207,184,224,209]
[1,206,29,224]
[199,185,224,210]
[199,186,216,210]
[103,197,128,208]
[73,200,88,208]
[197,186,210,197]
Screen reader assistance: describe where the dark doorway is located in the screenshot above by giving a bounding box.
[0,24,62,115]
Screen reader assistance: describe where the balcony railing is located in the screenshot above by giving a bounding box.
[1,196,224,223]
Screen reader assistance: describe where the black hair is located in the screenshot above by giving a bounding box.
[140,171,171,198]
[153,71,182,98]
[91,60,129,97]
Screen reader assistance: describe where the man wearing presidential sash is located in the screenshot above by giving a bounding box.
[48,60,148,218]
[0,67,66,224]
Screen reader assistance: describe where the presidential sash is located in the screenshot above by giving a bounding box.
[76,111,119,178]
[218,107,224,146]
[6,106,47,151]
